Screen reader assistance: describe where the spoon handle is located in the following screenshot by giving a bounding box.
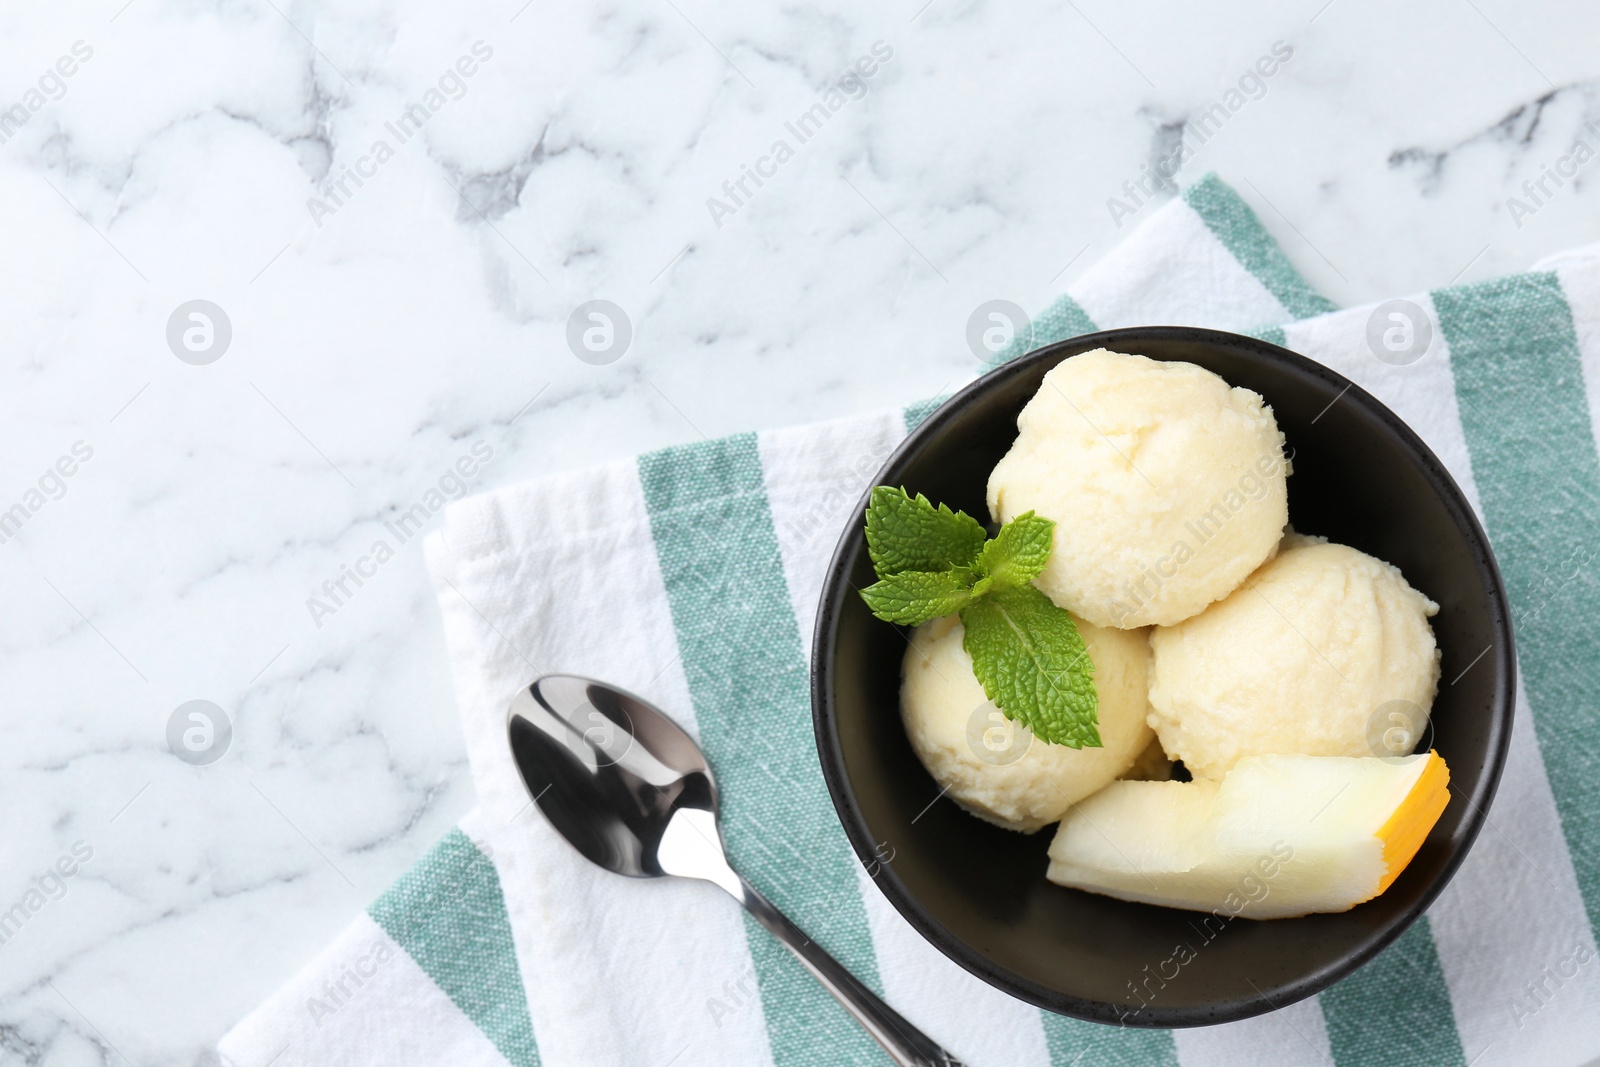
[732,876,966,1067]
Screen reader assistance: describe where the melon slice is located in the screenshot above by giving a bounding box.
[1046,751,1450,919]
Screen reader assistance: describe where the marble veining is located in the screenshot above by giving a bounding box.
[3,1,1600,1064]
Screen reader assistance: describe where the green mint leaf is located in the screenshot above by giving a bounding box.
[977,511,1055,590]
[959,584,1100,749]
[859,487,1099,747]
[864,486,986,577]
[859,569,975,625]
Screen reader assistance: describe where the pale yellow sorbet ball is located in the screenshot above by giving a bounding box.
[900,612,1155,833]
[987,349,1289,629]
[1148,536,1442,781]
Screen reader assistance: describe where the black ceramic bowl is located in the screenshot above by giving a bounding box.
[812,326,1515,1027]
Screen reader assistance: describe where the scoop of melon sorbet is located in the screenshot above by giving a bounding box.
[899,612,1154,833]
[987,349,1289,629]
[1148,535,1441,781]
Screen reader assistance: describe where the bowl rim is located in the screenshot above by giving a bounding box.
[810,325,1517,1027]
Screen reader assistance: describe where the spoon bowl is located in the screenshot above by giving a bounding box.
[508,674,965,1067]
[509,675,716,879]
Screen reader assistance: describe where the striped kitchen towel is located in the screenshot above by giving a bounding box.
[218,175,1600,1067]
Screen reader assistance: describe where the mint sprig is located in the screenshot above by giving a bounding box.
[859,568,976,625]
[976,511,1054,592]
[961,585,1100,748]
[859,486,1099,749]
[864,488,987,575]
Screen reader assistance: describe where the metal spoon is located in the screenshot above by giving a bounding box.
[507,674,965,1067]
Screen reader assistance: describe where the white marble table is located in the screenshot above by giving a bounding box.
[3,1,1598,1063]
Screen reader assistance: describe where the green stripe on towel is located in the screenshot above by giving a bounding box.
[1435,272,1600,941]
[368,828,541,1067]
[639,434,886,1066]
[1183,174,1338,321]
[1041,1014,1177,1067]
[989,294,1098,367]
[1320,919,1465,1067]
[904,396,946,431]
[1244,324,1287,348]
